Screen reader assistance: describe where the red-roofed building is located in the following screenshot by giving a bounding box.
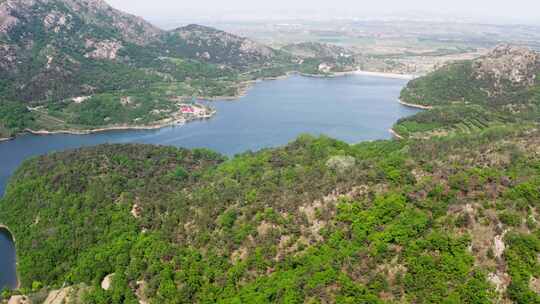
[180,105,194,114]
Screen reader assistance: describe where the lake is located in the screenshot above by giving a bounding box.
[0,74,420,289]
[0,228,16,289]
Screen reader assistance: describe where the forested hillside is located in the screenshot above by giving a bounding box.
[400,44,540,107]
[394,45,540,139]
[2,126,540,303]
[0,0,302,139]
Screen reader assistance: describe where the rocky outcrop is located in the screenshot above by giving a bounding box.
[101,273,114,290]
[326,155,356,173]
[7,295,31,304]
[84,39,122,60]
[0,0,162,45]
[42,287,73,304]
[474,44,539,88]
[0,43,18,69]
[0,2,20,34]
[42,285,88,304]
[170,24,282,68]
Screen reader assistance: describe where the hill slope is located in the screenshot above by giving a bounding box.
[3,129,540,303]
[400,44,540,107]
[166,24,292,70]
[394,45,540,139]
[282,42,362,74]
[0,0,165,102]
[0,0,298,139]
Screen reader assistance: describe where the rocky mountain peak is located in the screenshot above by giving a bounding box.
[170,23,279,68]
[473,44,539,87]
[0,0,162,45]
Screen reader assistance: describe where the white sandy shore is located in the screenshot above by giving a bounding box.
[389,128,404,140]
[397,99,433,110]
[355,70,416,80]
[0,137,12,142]
[24,121,186,136]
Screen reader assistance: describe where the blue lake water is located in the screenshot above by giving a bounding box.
[0,74,420,289]
[0,228,16,289]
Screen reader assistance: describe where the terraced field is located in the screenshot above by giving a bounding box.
[393,104,513,138]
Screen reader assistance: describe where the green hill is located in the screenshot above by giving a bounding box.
[400,44,540,108]
[0,0,298,138]
[394,45,540,139]
[2,129,540,303]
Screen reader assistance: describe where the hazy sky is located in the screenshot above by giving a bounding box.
[106,0,540,24]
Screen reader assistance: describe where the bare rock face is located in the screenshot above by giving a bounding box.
[135,280,149,304]
[43,287,73,304]
[42,285,89,304]
[326,155,356,173]
[172,24,280,68]
[474,44,539,88]
[0,2,20,34]
[60,0,162,45]
[101,273,115,290]
[7,295,31,304]
[85,39,122,60]
[239,39,273,57]
[0,0,162,45]
[0,43,18,69]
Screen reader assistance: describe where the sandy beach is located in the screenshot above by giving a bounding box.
[25,120,187,136]
[397,99,433,110]
[389,128,404,140]
[355,70,416,80]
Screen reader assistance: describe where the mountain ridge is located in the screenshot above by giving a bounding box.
[0,0,301,139]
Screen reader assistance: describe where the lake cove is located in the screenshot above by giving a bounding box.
[0,74,421,289]
[0,74,419,196]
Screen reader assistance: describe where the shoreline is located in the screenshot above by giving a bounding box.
[354,70,416,80]
[24,117,194,137]
[0,71,420,141]
[15,105,217,138]
[397,99,433,110]
[299,70,356,78]
[388,128,404,140]
[25,122,183,136]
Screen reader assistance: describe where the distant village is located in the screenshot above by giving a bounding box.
[174,102,216,124]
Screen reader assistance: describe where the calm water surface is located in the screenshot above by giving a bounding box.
[0,74,420,288]
[0,229,16,289]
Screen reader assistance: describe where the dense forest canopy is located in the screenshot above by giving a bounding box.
[2,125,540,303]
